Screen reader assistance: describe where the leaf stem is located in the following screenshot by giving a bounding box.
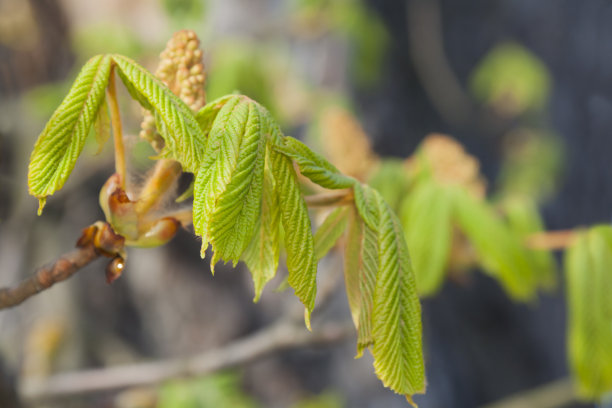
[526,229,577,250]
[107,66,127,190]
[304,189,353,207]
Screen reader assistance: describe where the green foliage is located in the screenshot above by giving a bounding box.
[470,42,551,116]
[565,226,612,400]
[399,182,453,297]
[28,54,112,213]
[314,207,350,261]
[112,54,206,172]
[27,49,425,401]
[158,373,258,408]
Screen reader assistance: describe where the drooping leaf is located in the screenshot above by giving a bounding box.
[243,158,280,302]
[344,206,378,357]
[111,54,205,172]
[502,197,556,290]
[195,94,237,134]
[367,159,412,211]
[193,96,248,254]
[207,101,268,265]
[314,206,350,261]
[93,97,111,154]
[274,136,356,190]
[28,54,112,213]
[399,181,453,296]
[270,149,317,327]
[453,188,536,300]
[566,226,612,399]
[371,190,425,397]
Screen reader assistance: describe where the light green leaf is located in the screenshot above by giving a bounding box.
[207,101,267,265]
[93,97,111,154]
[243,158,280,302]
[271,149,317,327]
[274,136,356,190]
[344,207,378,357]
[111,54,205,172]
[371,191,425,396]
[400,181,453,297]
[503,197,556,290]
[566,226,612,399]
[195,94,237,134]
[314,206,350,261]
[28,54,112,213]
[367,159,412,211]
[193,96,248,255]
[453,188,536,300]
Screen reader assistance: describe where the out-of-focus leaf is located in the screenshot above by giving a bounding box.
[399,181,453,296]
[314,207,350,261]
[502,197,556,290]
[470,42,551,117]
[367,159,412,211]
[565,226,612,400]
[453,188,537,300]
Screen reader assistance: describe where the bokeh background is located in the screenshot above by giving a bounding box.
[1,0,611,407]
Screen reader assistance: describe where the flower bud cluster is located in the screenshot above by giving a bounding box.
[140,30,206,150]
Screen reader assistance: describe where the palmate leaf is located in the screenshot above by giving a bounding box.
[399,181,453,297]
[28,54,112,213]
[566,226,612,399]
[111,54,205,173]
[314,206,350,261]
[368,187,425,397]
[344,206,378,357]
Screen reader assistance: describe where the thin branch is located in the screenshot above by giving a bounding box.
[526,229,577,250]
[304,189,353,207]
[0,246,100,310]
[107,65,127,190]
[20,321,354,401]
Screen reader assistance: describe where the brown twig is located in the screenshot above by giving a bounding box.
[0,222,125,310]
[20,320,354,401]
[304,189,353,207]
[0,246,100,310]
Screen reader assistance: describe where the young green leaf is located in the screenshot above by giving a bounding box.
[207,101,267,265]
[566,226,612,400]
[314,206,350,261]
[453,188,537,300]
[353,183,378,230]
[344,206,378,357]
[243,160,280,302]
[195,94,237,134]
[193,96,248,255]
[503,197,556,290]
[111,54,205,172]
[274,136,356,190]
[371,191,425,397]
[271,149,317,328]
[399,181,453,296]
[28,54,112,213]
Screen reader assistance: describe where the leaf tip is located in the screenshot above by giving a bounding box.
[304,308,312,331]
[37,197,47,216]
[406,395,418,408]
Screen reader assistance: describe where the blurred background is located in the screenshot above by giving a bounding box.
[1,0,611,407]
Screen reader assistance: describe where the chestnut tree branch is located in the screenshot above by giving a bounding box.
[0,246,100,310]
